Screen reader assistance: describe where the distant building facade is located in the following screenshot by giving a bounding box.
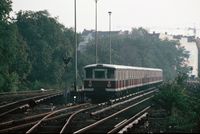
[158,32,198,77]
[78,30,94,51]
[78,29,129,51]
[179,37,198,77]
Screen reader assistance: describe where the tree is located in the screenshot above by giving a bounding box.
[0,0,30,92]
[0,0,12,22]
[16,10,75,89]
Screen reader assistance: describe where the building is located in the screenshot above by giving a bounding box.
[78,30,94,51]
[78,29,129,51]
[179,37,198,77]
[158,33,198,77]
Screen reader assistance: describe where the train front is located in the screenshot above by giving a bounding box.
[83,64,116,102]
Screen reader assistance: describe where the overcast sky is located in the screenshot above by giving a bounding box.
[12,0,200,34]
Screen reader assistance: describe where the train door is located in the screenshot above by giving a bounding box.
[93,69,106,89]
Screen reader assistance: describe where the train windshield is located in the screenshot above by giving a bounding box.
[85,69,93,78]
[95,69,105,79]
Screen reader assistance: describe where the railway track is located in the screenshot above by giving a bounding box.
[0,90,56,106]
[0,91,63,119]
[25,101,115,133]
[0,103,91,133]
[110,106,149,134]
[0,87,158,133]
[0,89,56,96]
[26,103,92,134]
[61,88,157,133]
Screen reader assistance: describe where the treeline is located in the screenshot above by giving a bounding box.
[79,28,189,80]
[0,0,76,92]
[0,0,189,92]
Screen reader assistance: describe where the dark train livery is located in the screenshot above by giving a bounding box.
[84,64,163,100]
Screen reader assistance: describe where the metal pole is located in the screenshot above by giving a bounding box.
[108,11,112,64]
[74,0,77,91]
[95,0,98,64]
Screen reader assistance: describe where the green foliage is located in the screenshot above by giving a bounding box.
[0,0,30,92]
[32,80,42,90]
[7,72,19,92]
[0,2,76,92]
[0,0,12,22]
[16,10,75,89]
[153,81,188,115]
[153,74,200,132]
[0,22,30,92]
[186,81,200,132]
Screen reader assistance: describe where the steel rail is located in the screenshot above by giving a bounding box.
[118,112,148,134]
[0,92,62,111]
[60,104,98,134]
[0,111,74,133]
[109,87,155,104]
[0,92,63,118]
[0,111,51,129]
[26,103,90,134]
[108,106,150,134]
[91,89,157,116]
[74,96,154,134]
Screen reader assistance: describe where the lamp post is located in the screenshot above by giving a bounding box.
[95,0,98,64]
[108,11,112,64]
[74,0,77,91]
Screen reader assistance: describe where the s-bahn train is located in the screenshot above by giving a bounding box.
[83,64,163,101]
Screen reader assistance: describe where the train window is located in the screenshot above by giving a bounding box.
[95,69,105,79]
[85,69,93,78]
[107,69,115,79]
[132,71,134,78]
[117,71,120,80]
[120,71,122,80]
[138,70,140,78]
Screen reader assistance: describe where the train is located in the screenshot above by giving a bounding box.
[83,64,163,101]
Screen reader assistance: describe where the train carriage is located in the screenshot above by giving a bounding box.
[84,64,163,101]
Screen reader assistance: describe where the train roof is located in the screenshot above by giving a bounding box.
[84,64,162,71]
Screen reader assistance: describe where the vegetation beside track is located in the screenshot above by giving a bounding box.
[151,74,200,133]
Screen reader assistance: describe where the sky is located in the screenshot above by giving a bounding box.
[11,0,200,35]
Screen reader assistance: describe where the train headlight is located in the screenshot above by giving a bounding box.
[107,81,111,88]
[88,81,92,87]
